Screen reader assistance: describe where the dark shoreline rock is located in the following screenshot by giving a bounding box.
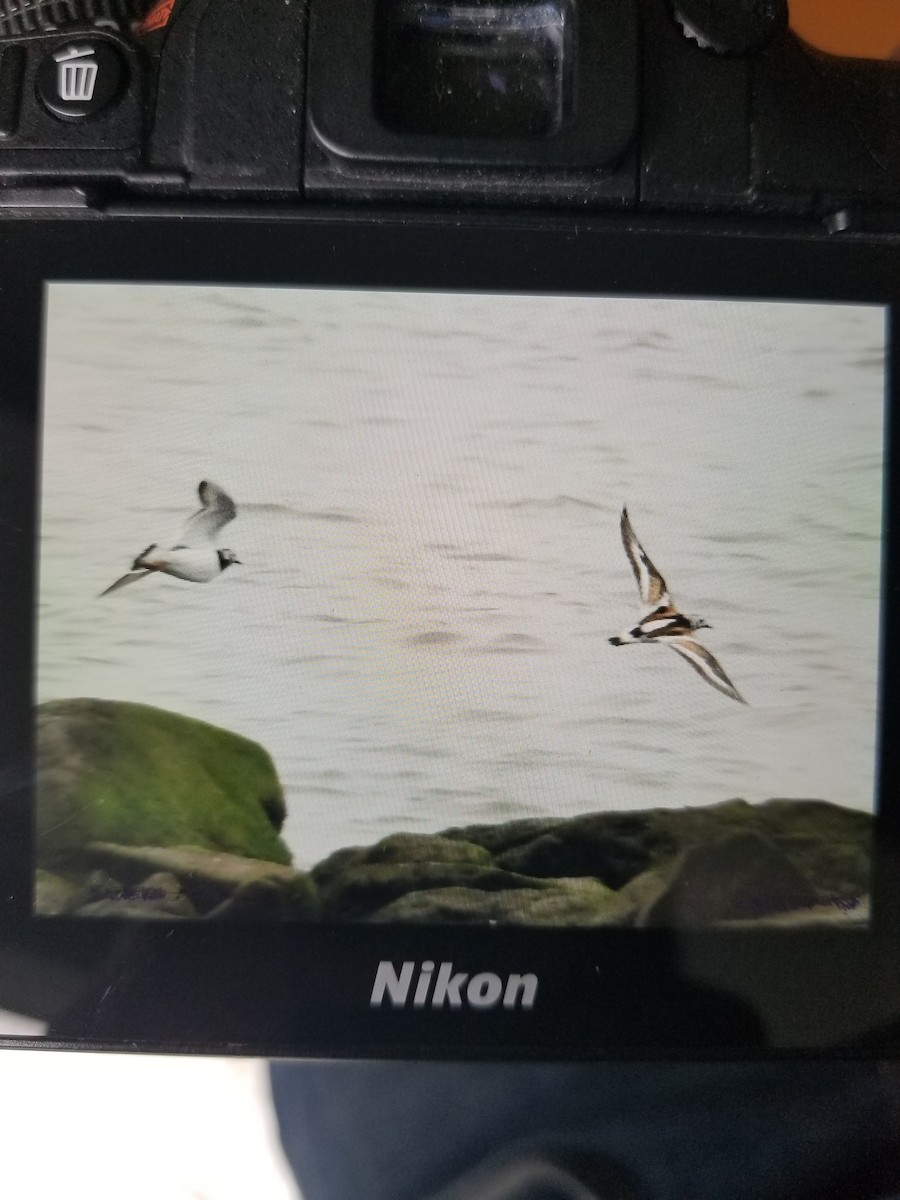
[34,699,871,926]
[636,831,819,927]
[440,798,871,900]
[372,878,617,925]
[37,796,872,925]
[311,799,870,926]
[38,796,871,926]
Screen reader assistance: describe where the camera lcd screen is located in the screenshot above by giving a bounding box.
[35,283,885,934]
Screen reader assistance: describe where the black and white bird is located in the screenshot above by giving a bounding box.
[609,507,746,704]
[99,480,241,597]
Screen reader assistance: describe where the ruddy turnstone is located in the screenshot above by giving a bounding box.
[609,507,746,704]
[99,480,240,597]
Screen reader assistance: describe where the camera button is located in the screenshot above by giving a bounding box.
[36,39,127,120]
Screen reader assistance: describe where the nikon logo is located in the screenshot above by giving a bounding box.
[370,960,538,1010]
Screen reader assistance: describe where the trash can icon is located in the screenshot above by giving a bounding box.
[54,46,98,103]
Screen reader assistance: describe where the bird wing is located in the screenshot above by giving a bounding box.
[620,507,670,610]
[98,568,153,598]
[176,480,237,546]
[668,636,747,704]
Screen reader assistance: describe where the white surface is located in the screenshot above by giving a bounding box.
[0,1050,301,1200]
[0,1010,48,1037]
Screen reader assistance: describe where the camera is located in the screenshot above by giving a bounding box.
[0,0,897,1060]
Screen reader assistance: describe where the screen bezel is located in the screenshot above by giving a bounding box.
[1,211,898,1059]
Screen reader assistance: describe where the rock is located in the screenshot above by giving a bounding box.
[444,809,684,887]
[442,798,871,901]
[745,798,871,901]
[440,817,560,857]
[595,869,670,927]
[312,834,490,891]
[140,870,190,897]
[491,812,675,889]
[307,801,868,931]
[207,877,320,920]
[72,868,198,917]
[372,877,616,925]
[362,833,492,867]
[85,869,123,894]
[309,799,870,927]
[34,870,88,916]
[137,872,198,917]
[637,832,819,927]
[317,862,549,921]
[720,895,870,928]
[83,842,317,917]
[35,720,871,930]
[36,698,290,875]
[73,901,179,919]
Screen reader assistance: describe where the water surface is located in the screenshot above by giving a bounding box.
[38,286,885,868]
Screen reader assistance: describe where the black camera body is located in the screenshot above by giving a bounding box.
[0,2,898,1060]
[0,0,896,220]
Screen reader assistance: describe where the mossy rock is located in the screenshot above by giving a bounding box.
[720,896,870,928]
[34,869,89,916]
[312,833,490,891]
[492,816,674,889]
[748,800,871,900]
[444,809,683,886]
[207,876,320,920]
[372,877,616,925]
[305,798,870,926]
[73,901,180,919]
[318,862,549,921]
[36,698,290,874]
[638,832,818,927]
[441,799,871,899]
[439,817,560,857]
[597,869,669,927]
[83,842,316,916]
[74,869,199,919]
[363,833,492,867]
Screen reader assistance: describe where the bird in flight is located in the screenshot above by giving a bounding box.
[609,507,746,704]
[99,480,241,597]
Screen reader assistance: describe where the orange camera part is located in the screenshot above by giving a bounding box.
[789,0,900,60]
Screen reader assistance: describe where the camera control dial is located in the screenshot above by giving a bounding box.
[671,0,788,55]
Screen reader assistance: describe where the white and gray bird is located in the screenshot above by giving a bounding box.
[609,506,746,704]
[99,480,240,597]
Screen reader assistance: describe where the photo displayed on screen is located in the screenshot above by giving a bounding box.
[35,285,884,927]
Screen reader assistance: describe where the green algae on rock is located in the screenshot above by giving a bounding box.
[36,698,290,873]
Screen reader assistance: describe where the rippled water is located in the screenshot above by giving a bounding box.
[37,285,885,868]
